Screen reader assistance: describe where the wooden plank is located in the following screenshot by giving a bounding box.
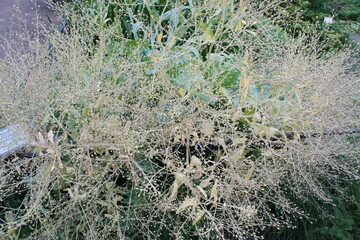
[0,125,28,158]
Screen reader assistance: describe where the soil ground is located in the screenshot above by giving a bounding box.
[351,33,360,43]
[0,0,60,58]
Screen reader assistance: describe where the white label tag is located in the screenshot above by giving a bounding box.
[0,125,28,157]
[324,17,333,24]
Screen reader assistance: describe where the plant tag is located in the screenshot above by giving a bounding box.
[324,17,333,24]
[0,125,28,158]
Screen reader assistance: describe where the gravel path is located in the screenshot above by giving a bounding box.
[350,33,360,72]
[0,0,60,58]
[351,33,360,43]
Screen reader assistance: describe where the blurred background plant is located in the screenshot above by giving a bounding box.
[275,0,360,52]
[0,0,359,239]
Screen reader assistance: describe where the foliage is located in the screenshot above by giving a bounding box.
[275,0,360,52]
[262,133,360,240]
[0,0,359,239]
[264,179,360,240]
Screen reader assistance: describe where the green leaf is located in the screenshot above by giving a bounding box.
[204,25,215,43]
[81,107,91,117]
[45,13,52,24]
[42,114,51,125]
[162,9,177,21]
[342,231,354,240]
[175,26,188,39]
[147,7,160,22]
[220,69,241,88]
[178,88,187,97]
[124,39,150,56]
[195,92,210,102]
[336,217,354,231]
[138,160,154,173]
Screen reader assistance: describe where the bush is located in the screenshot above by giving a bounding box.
[275,0,360,51]
[0,0,359,239]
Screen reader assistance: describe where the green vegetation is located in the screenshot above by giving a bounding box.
[0,0,359,239]
[276,0,360,51]
[263,134,360,240]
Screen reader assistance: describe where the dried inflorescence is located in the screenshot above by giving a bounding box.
[0,0,359,239]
